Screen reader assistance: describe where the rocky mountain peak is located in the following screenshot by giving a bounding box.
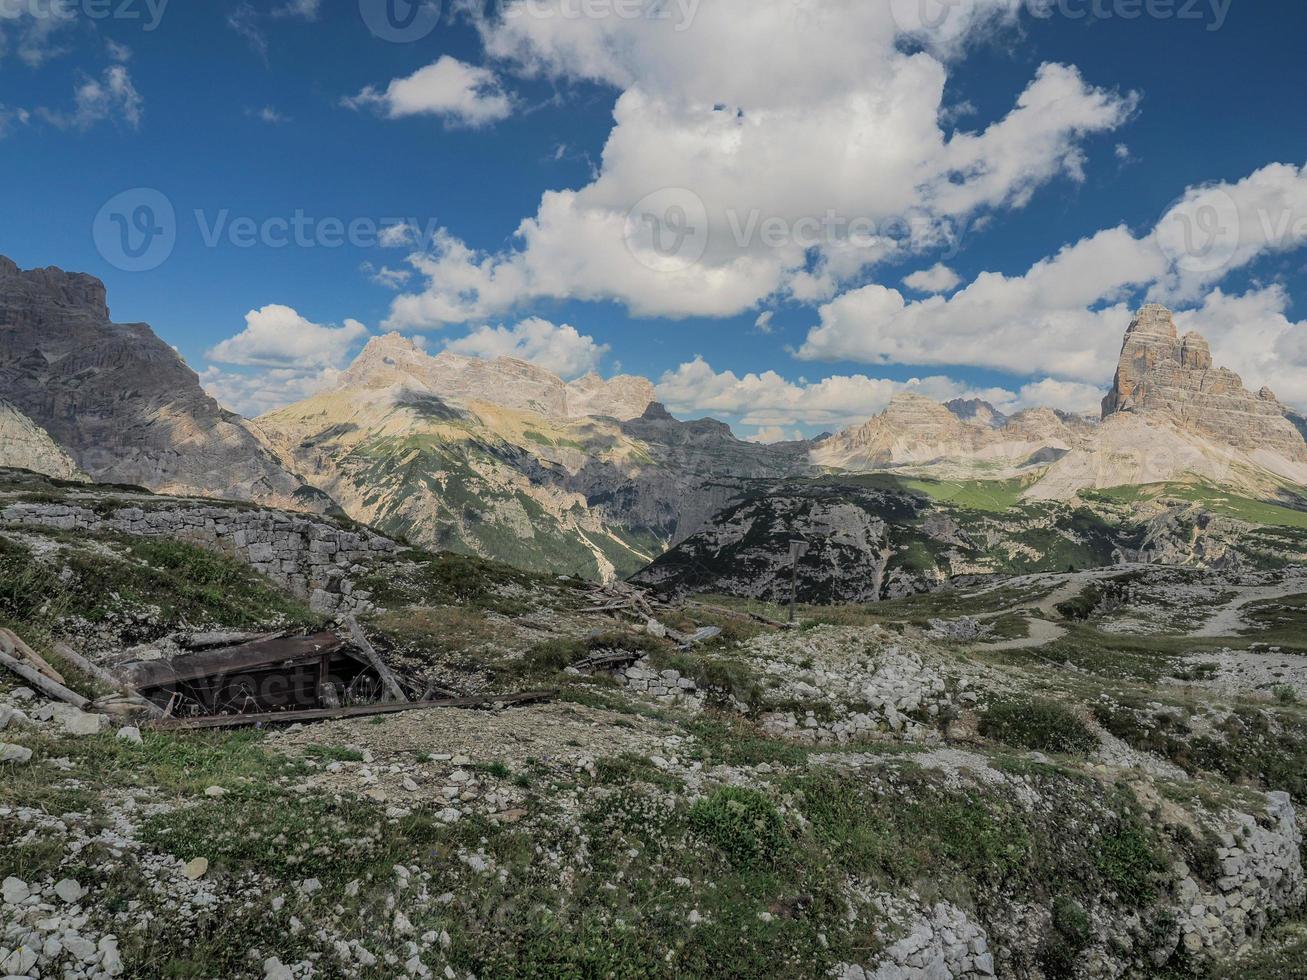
[565,372,656,421]
[342,332,439,390]
[0,257,328,510]
[1102,306,1307,461]
[945,398,1007,428]
[0,254,109,320]
[336,333,654,421]
[1128,303,1179,338]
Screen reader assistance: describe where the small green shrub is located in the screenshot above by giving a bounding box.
[1095,828,1167,906]
[1040,895,1093,978]
[522,632,666,675]
[689,787,789,869]
[980,699,1098,755]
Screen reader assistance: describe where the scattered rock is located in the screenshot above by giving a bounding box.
[53,879,85,904]
[182,858,209,881]
[2,876,31,904]
[0,743,32,765]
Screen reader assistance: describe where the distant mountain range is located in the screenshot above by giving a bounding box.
[2,256,1305,581]
[252,332,806,578]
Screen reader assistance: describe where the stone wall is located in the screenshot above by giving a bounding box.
[1175,791,1305,958]
[0,500,397,615]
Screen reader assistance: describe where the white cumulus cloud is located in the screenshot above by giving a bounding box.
[444,318,609,379]
[345,56,514,128]
[903,263,962,294]
[378,1,1135,328]
[207,305,370,369]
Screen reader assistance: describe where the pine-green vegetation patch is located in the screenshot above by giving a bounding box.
[689,787,790,869]
[979,698,1099,755]
[1087,482,1307,530]
[0,532,314,641]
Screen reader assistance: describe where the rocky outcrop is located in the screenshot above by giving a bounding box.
[0,495,396,615]
[1173,792,1305,959]
[1102,304,1307,461]
[814,392,1088,476]
[0,398,84,481]
[630,482,926,603]
[564,371,657,421]
[341,333,655,421]
[0,256,330,511]
[946,398,1007,428]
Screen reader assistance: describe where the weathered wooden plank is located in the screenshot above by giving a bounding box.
[145,690,555,731]
[0,628,66,685]
[123,632,347,689]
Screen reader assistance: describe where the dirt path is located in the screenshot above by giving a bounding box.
[968,572,1103,652]
[974,617,1068,652]
[1190,578,1307,638]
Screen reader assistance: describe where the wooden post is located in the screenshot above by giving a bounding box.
[788,540,809,624]
[344,616,408,703]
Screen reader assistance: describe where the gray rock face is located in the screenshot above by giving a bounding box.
[575,404,812,547]
[631,482,932,604]
[0,256,331,510]
[945,398,1007,428]
[1102,304,1307,461]
[0,397,84,480]
[1286,409,1307,442]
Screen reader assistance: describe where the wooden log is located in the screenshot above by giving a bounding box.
[177,630,285,650]
[52,642,124,690]
[344,616,408,703]
[686,600,793,629]
[0,628,66,685]
[0,649,91,710]
[53,642,165,720]
[146,689,554,731]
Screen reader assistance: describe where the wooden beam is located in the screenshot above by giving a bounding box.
[0,628,67,685]
[0,649,91,710]
[144,690,554,731]
[53,642,165,720]
[344,616,408,704]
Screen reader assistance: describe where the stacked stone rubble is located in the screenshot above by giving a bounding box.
[0,500,396,615]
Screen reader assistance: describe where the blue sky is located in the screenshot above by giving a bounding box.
[2,0,1306,438]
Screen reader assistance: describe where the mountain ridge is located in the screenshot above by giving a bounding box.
[0,256,331,512]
